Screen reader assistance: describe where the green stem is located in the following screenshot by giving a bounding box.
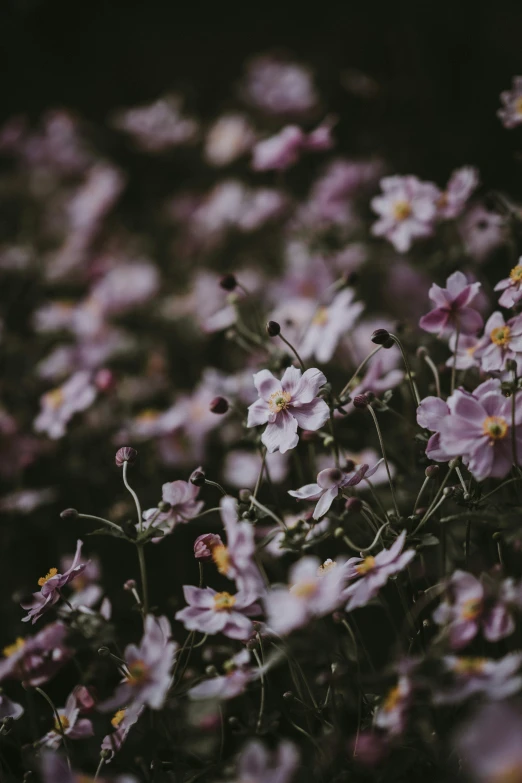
[389,334,420,407]
[339,345,382,400]
[422,351,441,397]
[451,327,460,394]
[367,406,400,517]
[35,687,71,769]
[249,495,287,530]
[136,543,149,620]
[94,755,105,781]
[204,479,227,496]
[253,648,266,733]
[123,460,142,534]
[77,513,125,535]
[278,333,306,371]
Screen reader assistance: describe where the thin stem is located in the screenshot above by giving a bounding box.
[512,370,519,469]
[251,448,267,503]
[451,328,460,394]
[94,755,105,781]
[123,460,142,534]
[77,513,125,535]
[389,334,420,407]
[339,345,382,400]
[35,687,71,769]
[422,351,441,397]
[367,406,400,517]
[479,477,522,502]
[413,476,430,515]
[253,648,266,733]
[413,461,457,534]
[249,495,287,530]
[204,479,227,497]
[455,466,468,495]
[278,333,306,371]
[193,507,222,519]
[136,543,149,620]
[342,523,388,553]
[465,519,472,569]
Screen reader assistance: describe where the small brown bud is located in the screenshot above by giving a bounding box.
[210,396,229,414]
[425,465,440,479]
[353,394,369,409]
[266,320,281,337]
[115,446,137,467]
[220,273,237,291]
[60,508,79,520]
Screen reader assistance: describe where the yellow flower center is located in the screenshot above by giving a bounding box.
[38,567,58,587]
[213,591,236,611]
[466,343,479,356]
[461,598,482,621]
[45,388,64,410]
[290,580,318,598]
[212,545,231,576]
[491,325,511,346]
[317,559,337,576]
[111,709,126,728]
[516,98,522,117]
[127,659,149,686]
[482,415,509,441]
[355,556,376,575]
[510,264,522,283]
[268,389,292,414]
[312,307,329,326]
[392,200,412,221]
[382,685,401,713]
[453,657,486,675]
[3,637,25,658]
[53,713,70,733]
[136,409,160,422]
[491,765,522,783]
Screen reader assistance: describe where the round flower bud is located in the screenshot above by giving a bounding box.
[238,489,252,503]
[194,533,223,562]
[60,507,79,520]
[283,691,294,701]
[425,465,440,479]
[343,459,356,473]
[100,750,112,761]
[123,579,137,591]
[353,394,369,409]
[266,320,281,337]
[158,500,171,512]
[210,396,229,415]
[219,273,237,291]
[95,368,116,392]
[115,447,137,467]
[97,646,110,658]
[334,527,345,538]
[371,328,391,345]
[345,497,362,513]
[190,468,206,487]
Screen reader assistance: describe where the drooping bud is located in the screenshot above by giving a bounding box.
[425,465,440,479]
[158,500,171,512]
[353,394,369,409]
[60,508,79,520]
[238,489,252,503]
[95,368,116,392]
[266,320,281,337]
[123,579,137,591]
[345,497,362,513]
[190,468,206,486]
[194,533,224,562]
[210,396,229,414]
[371,328,391,345]
[219,273,237,291]
[115,447,138,468]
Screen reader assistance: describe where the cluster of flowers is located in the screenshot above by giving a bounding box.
[3,53,522,783]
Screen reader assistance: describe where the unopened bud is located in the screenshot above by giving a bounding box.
[205,665,218,676]
[371,328,391,345]
[194,533,223,561]
[334,527,345,538]
[219,273,237,291]
[345,497,362,513]
[425,465,440,479]
[95,368,116,392]
[158,500,171,512]
[210,396,229,414]
[97,646,110,658]
[238,489,252,503]
[343,459,356,473]
[283,691,294,700]
[100,749,112,760]
[353,394,369,409]
[115,446,137,467]
[190,468,206,487]
[123,579,137,591]
[60,508,79,520]
[506,358,517,372]
[266,320,281,337]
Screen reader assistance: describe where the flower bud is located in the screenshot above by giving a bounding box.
[158,500,171,512]
[100,750,112,760]
[60,507,79,520]
[219,273,237,291]
[425,465,440,479]
[190,468,206,486]
[209,396,229,414]
[345,497,362,513]
[97,646,110,658]
[334,527,345,538]
[115,446,137,467]
[371,328,391,345]
[95,368,116,392]
[123,579,137,591]
[353,394,369,409]
[266,320,281,337]
[283,690,294,700]
[238,489,252,502]
[194,533,223,562]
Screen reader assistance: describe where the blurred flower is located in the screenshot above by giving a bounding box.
[0,693,23,720]
[498,76,522,128]
[251,118,335,172]
[224,449,289,488]
[247,366,330,453]
[188,649,253,701]
[455,702,522,782]
[371,175,440,252]
[34,371,97,439]
[459,202,505,262]
[299,288,364,364]
[142,479,203,540]
[433,653,522,704]
[214,496,265,594]
[419,271,483,336]
[445,332,480,370]
[495,259,522,308]
[241,55,318,116]
[39,686,94,749]
[0,622,71,686]
[111,94,199,151]
[0,487,56,514]
[373,675,412,736]
[101,706,143,762]
[204,113,256,166]
[288,461,383,519]
[437,166,479,219]
[229,739,299,783]
[175,586,261,640]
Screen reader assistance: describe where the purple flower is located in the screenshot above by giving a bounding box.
[474,311,522,373]
[438,381,522,480]
[0,693,23,720]
[247,366,330,453]
[230,740,299,783]
[188,649,253,701]
[456,702,522,782]
[495,259,522,308]
[498,76,522,128]
[419,271,483,336]
[142,479,203,540]
[251,119,334,172]
[288,460,383,520]
[241,55,318,116]
[111,93,199,152]
[416,394,459,463]
[175,586,261,640]
[194,533,224,561]
[373,675,412,736]
[264,556,348,636]
[21,540,88,624]
[101,706,143,762]
[437,166,479,220]
[99,615,177,714]
[0,622,71,686]
[34,371,97,439]
[433,653,522,705]
[212,496,265,595]
[342,531,415,611]
[371,175,440,253]
[445,331,480,371]
[41,751,137,783]
[39,686,94,750]
[433,570,516,649]
[299,288,364,364]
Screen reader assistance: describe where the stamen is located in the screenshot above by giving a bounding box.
[38,568,58,587]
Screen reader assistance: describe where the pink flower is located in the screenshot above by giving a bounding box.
[495,259,522,308]
[0,622,71,686]
[342,531,415,611]
[438,380,522,480]
[445,332,480,371]
[251,119,334,172]
[101,706,143,762]
[474,311,522,373]
[373,674,412,736]
[498,76,522,128]
[241,55,318,116]
[433,570,517,649]
[230,740,299,783]
[419,271,483,336]
[194,533,224,562]
[371,175,440,252]
[264,556,348,635]
[99,615,177,714]
[288,461,383,520]
[223,449,289,488]
[21,540,88,624]
[188,649,253,701]
[433,653,522,705]
[456,702,522,782]
[39,686,94,749]
[111,93,199,152]
[34,371,97,439]
[299,288,364,364]
[346,355,404,411]
[142,479,203,540]
[247,366,330,454]
[437,166,479,219]
[175,586,261,640]
[0,693,23,721]
[213,496,265,595]
[204,113,256,167]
